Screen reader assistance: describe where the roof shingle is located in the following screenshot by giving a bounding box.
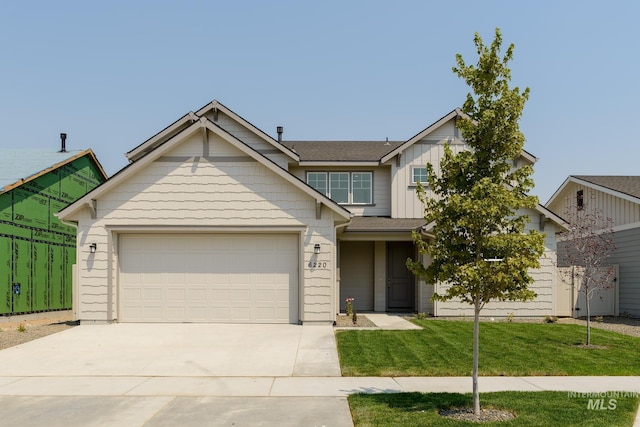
[281,141,403,162]
[573,176,640,200]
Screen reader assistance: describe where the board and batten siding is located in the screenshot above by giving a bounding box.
[202,110,291,169]
[288,165,392,216]
[547,181,640,227]
[607,226,640,316]
[391,119,466,219]
[75,130,338,323]
[426,208,559,317]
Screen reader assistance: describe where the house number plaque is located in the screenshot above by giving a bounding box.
[307,261,327,269]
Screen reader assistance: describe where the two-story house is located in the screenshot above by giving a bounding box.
[57,100,566,324]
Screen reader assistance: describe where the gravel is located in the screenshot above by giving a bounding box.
[0,315,76,350]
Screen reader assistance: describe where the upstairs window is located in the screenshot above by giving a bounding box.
[577,190,584,210]
[412,167,428,184]
[307,172,327,195]
[306,171,372,204]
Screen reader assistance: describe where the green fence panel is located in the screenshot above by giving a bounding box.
[32,242,50,311]
[50,200,75,235]
[49,245,64,309]
[13,189,49,228]
[26,171,60,198]
[63,246,74,308]
[11,239,32,313]
[0,193,11,222]
[59,173,87,204]
[0,222,32,239]
[0,236,11,315]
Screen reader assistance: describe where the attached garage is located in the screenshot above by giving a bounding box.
[119,234,299,323]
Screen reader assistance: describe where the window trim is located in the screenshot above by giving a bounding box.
[411,166,428,185]
[305,171,373,205]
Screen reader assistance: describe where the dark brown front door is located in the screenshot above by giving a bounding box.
[387,242,415,311]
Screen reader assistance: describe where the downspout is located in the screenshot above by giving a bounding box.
[333,218,352,323]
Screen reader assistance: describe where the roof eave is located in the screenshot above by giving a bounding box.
[196,100,300,162]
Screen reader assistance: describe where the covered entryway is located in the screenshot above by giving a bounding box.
[386,241,415,311]
[119,234,298,323]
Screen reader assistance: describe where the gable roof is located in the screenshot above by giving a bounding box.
[281,140,403,163]
[547,175,640,206]
[380,108,537,165]
[0,149,107,193]
[57,117,350,222]
[126,100,299,163]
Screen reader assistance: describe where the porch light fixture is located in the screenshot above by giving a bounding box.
[314,244,321,254]
[89,243,97,254]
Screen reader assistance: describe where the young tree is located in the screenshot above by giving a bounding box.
[559,196,616,346]
[407,28,545,416]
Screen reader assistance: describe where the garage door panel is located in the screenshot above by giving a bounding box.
[120,234,298,323]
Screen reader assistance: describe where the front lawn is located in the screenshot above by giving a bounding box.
[336,320,640,376]
[348,391,640,426]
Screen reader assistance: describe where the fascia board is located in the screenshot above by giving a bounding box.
[381,109,460,163]
[298,161,380,167]
[126,112,198,161]
[203,120,351,220]
[545,176,573,206]
[197,100,300,162]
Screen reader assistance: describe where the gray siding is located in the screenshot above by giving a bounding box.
[610,227,640,316]
[339,241,375,312]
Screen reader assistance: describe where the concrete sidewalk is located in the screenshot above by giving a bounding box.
[0,375,638,426]
[0,375,638,397]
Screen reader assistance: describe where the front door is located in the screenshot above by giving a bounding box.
[386,242,415,311]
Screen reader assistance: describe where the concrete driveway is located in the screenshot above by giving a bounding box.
[0,323,352,426]
[0,323,341,377]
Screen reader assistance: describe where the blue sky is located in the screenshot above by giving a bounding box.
[1,1,638,203]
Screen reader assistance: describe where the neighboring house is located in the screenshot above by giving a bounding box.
[57,101,566,324]
[1,140,107,316]
[546,175,640,317]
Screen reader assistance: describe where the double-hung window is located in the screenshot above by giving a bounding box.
[307,171,372,204]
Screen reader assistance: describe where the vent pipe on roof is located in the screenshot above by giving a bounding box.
[60,133,67,153]
[276,126,283,142]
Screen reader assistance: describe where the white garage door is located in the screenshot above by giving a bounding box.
[119,234,298,323]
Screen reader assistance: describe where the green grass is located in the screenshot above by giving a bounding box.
[336,320,640,376]
[348,391,640,426]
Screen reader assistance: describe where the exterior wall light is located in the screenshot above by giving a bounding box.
[89,243,97,254]
[314,244,321,254]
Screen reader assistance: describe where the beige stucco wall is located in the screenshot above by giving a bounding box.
[74,130,339,323]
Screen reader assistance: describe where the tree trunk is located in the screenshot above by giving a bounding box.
[473,299,480,415]
[586,288,591,346]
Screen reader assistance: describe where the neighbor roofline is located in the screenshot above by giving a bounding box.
[2,149,108,194]
[547,175,640,207]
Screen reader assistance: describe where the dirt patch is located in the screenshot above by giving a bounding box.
[440,408,515,423]
[334,314,376,328]
[0,313,76,350]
